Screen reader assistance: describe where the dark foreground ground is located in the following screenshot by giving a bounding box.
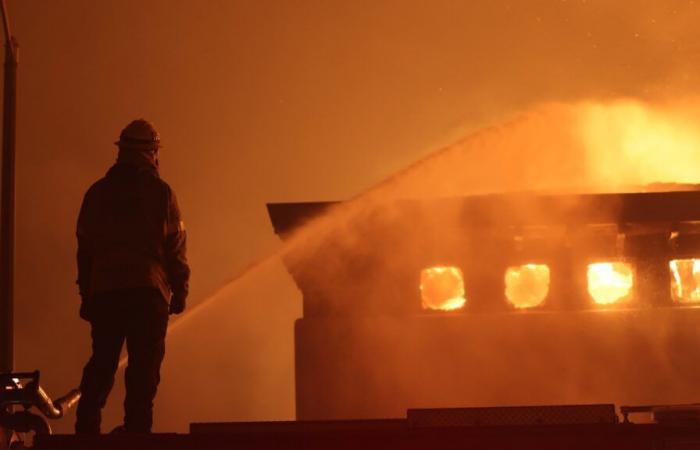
[35,420,700,450]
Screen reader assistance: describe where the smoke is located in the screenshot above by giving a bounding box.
[373,98,700,198]
[14,95,700,432]
[274,97,700,316]
[7,0,700,433]
[134,97,700,427]
[285,98,700,419]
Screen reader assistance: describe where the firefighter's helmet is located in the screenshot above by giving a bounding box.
[114,119,161,150]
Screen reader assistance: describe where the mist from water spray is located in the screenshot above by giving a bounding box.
[121,98,700,421]
[164,97,700,338]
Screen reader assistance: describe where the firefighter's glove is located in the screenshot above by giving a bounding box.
[169,293,186,315]
[79,296,93,322]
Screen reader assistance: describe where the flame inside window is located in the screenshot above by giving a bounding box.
[669,259,700,303]
[587,262,634,305]
[420,266,466,311]
[504,264,550,309]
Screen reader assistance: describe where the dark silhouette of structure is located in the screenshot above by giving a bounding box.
[74,119,190,434]
[266,190,700,420]
[34,406,700,449]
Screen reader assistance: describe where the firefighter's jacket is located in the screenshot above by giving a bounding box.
[76,162,190,302]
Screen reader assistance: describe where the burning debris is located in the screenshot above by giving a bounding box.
[420,267,466,311]
[669,259,700,304]
[587,262,634,305]
[504,264,550,309]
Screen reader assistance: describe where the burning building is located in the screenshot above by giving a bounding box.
[268,189,700,420]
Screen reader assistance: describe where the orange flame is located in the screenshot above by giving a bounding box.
[587,262,634,305]
[669,259,700,304]
[504,264,550,309]
[578,100,700,189]
[420,266,466,311]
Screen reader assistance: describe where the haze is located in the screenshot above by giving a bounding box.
[3,0,700,432]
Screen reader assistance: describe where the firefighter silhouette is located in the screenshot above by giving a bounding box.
[74,119,190,433]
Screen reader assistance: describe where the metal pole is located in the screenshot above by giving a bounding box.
[0,0,17,374]
[0,0,9,44]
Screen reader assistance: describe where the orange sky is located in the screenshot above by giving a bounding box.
[4,0,700,432]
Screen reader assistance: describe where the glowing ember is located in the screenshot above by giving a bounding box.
[504,264,550,309]
[587,262,633,305]
[669,259,700,304]
[420,266,466,311]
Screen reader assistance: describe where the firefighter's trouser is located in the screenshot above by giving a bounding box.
[75,288,169,434]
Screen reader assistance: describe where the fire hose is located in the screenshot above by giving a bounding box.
[1,371,80,447]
